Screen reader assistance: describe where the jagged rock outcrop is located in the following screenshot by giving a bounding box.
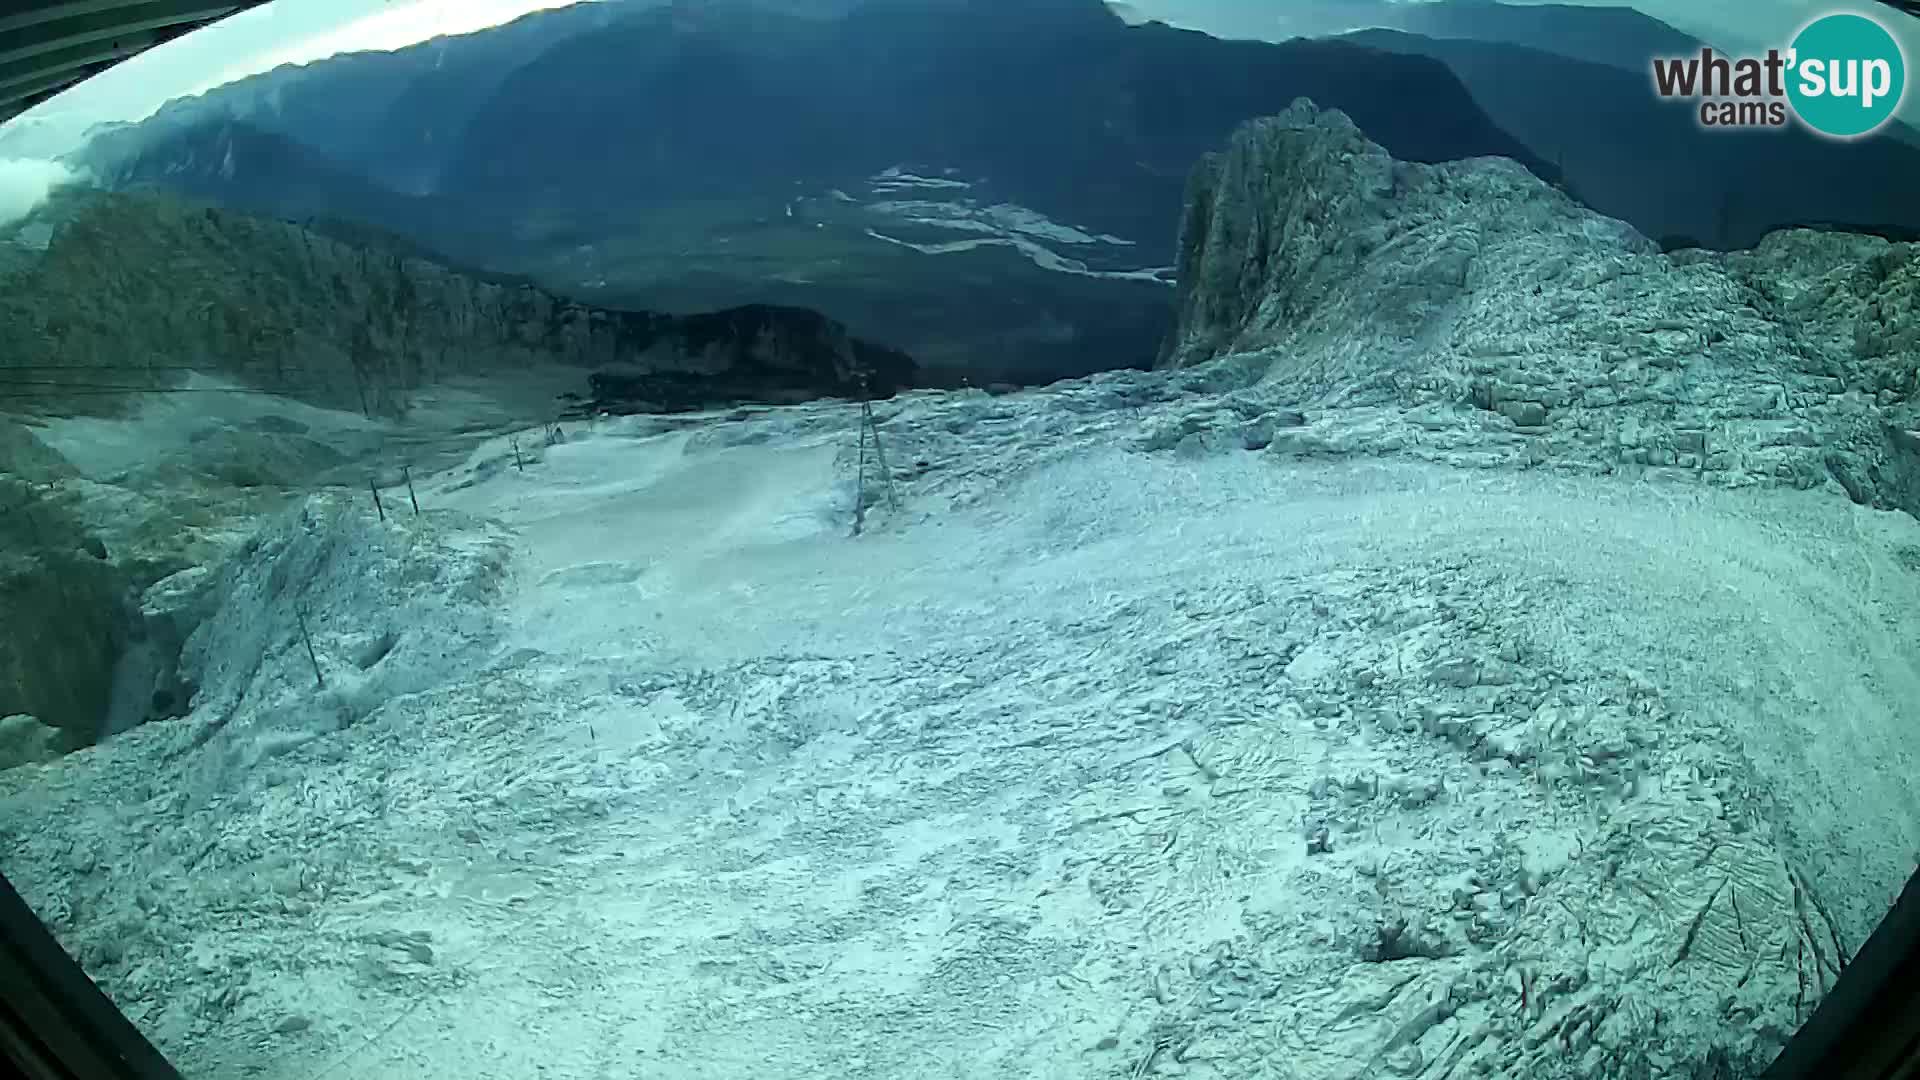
[0,714,78,771]
[0,188,915,419]
[0,475,130,739]
[0,426,154,749]
[0,418,78,484]
[1161,100,1920,519]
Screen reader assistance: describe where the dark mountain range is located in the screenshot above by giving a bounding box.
[1344,28,1920,249]
[1337,0,1704,71]
[78,0,1554,259]
[81,0,626,197]
[1108,0,1705,71]
[421,0,1554,254]
[68,0,1556,385]
[79,117,438,233]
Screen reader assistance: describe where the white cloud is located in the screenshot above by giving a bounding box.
[0,158,86,228]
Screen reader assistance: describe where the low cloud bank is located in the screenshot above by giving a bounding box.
[0,158,86,228]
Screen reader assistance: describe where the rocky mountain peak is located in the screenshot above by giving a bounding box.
[1160,99,1920,518]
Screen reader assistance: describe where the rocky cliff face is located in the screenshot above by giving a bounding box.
[0,188,914,420]
[0,473,127,741]
[1161,100,1920,519]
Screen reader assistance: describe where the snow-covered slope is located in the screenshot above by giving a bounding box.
[3,103,1919,1080]
[3,378,1918,1079]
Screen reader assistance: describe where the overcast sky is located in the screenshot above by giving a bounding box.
[0,0,1914,159]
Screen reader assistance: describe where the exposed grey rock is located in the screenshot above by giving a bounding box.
[0,418,78,483]
[0,714,80,771]
[1160,100,1920,518]
[0,476,131,737]
[0,423,133,746]
[98,568,218,737]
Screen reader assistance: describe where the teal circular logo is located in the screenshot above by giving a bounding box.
[1787,12,1907,139]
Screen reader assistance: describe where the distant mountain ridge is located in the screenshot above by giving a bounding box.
[1343,27,1920,249]
[79,116,436,232]
[1337,0,1705,71]
[433,0,1558,253]
[73,0,1552,262]
[52,0,1920,261]
[64,0,1561,384]
[76,0,626,197]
